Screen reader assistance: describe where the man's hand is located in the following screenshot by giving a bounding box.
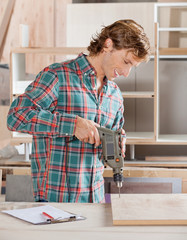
[74,116,100,147]
[120,128,126,158]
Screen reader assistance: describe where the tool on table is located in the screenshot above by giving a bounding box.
[97,127,124,198]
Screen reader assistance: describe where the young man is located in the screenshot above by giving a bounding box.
[7,19,150,203]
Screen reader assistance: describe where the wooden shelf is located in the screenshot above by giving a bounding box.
[124,161,187,168]
[11,47,87,55]
[159,27,187,32]
[159,48,187,56]
[121,91,154,98]
[157,135,187,145]
[126,132,155,144]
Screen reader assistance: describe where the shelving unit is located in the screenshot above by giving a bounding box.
[10,2,187,161]
[154,2,187,144]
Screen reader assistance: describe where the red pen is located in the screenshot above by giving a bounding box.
[42,212,54,220]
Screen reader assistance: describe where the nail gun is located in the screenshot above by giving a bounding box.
[97,127,124,197]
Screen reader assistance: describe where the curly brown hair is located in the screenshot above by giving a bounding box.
[87,19,151,62]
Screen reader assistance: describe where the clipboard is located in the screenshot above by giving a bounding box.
[2,205,86,225]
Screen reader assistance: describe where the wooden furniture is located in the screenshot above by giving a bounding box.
[1,201,187,240]
[9,3,187,161]
[111,194,187,226]
[154,3,187,144]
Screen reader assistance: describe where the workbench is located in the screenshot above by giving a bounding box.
[1,201,187,240]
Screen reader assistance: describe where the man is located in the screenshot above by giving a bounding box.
[7,19,150,203]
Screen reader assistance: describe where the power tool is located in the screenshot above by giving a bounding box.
[97,126,124,197]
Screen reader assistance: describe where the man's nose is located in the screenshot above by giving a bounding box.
[122,66,132,78]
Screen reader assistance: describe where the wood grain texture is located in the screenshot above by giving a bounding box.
[0,0,15,60]
[0,169,2,195]
[145,156,187,161]
[103,167,187,179]
[182,179,187,193]
[0,106,11,149]
[110,182,172,194]
[111,194,187,226]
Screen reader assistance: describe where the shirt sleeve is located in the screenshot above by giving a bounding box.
[111,100,126,139]
[7,68,77,137]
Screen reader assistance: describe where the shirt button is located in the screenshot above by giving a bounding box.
[65,133,68,136]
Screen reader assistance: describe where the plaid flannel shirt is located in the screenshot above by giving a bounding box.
[7,53,125,203]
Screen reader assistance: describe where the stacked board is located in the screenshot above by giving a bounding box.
[111,194,187,226]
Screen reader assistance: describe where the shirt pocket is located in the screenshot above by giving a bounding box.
[100,97,117,127]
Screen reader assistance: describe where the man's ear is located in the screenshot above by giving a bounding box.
[103,38,113,52]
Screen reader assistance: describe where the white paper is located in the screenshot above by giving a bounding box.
[2,205,77,224]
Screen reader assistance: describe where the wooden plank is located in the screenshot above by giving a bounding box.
[160,48,187,55]
[110,182,172,194]
[55,0,72,62]
[182,179,187,193]
[0,160,30,167]
[154,22,158,141]
[110,177,181,193]
[11,47,87,54]
[124,161,187,168]
[103,167,187,179]
[0,106,11,149]
[13,167,31,175]
[0,169,2,195]
[111,194,187,226]
[0,0,15,60]
[121,91,154,98]
[145,156,187,161]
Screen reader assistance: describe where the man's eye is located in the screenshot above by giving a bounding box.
[124,60,128,64]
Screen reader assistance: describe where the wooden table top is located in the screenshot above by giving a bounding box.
[1,201,187,240]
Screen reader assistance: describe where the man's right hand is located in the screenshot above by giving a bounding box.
[74,116,100,147]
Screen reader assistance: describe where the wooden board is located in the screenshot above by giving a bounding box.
[0,106,11,149]
[0,169,2,195]
[182,179,187,193]
[0,0,15,60]
[110,182,172,194]
[111,194,187,226]
[104,167,187,180]
[145,156,187,161]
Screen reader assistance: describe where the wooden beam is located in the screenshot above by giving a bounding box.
[145,156,187,161]
[0,0,15,60]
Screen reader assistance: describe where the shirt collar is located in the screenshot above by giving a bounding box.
[76,52,97,76]
[76,52,108,88]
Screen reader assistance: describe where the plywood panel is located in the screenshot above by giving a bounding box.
[145,156,187,161]
[1,0,55,74]
[0,106,11,149]
[110,182,172,194]
[182,179,187,193]
[67,3,154,48]
[55,0,72,62]
[104,167,187,179]
[110,177,181,193]
[111,194,187,226]
[0,169,2,195]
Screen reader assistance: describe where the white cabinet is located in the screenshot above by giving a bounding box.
[154,3,187,144]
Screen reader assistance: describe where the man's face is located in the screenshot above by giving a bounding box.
[101,40,142,81]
